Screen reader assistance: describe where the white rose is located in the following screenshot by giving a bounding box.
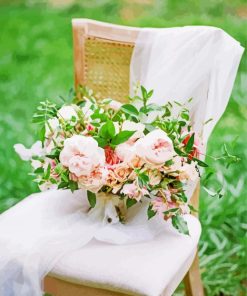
[59,135,105,177]
[45,117,59,137]
[58,105,78,123]
[122,120,145,140]
[135,129,174,165]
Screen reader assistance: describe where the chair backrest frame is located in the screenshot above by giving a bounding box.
[72,18,200,215]
[72,19,140,94]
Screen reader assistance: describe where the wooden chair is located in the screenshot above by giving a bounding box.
[44,19,204,296]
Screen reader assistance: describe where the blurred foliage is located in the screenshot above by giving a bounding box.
[0,0,246,295]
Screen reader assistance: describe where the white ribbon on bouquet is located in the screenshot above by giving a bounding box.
[0,26,243,295]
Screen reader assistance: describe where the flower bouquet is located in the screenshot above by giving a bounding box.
[15,86,211,235]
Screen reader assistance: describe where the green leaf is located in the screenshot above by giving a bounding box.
[203,186,224,199]
[54,163,63,174]
[204,118,213,125]
[178,191,188,202]
[147,204,157,220]
[46,148,61,160]
[44,163,51,180]
[174,101,182,106]
[39,125,46,143]
[147,89,154,98]
[163,208,179,216]
[222,144,240,168]
[141,85,148,100]
[193,157,209,167]
[91,109,108,122]
[111,130,135,145]
[181,112,189,121]
[174,147,187,157]
[87,190,97,208]
[126,198,137,208]
[61,172,69,182]
[69,180,78,192]
[99,120,116,139]
[164,159,174,166]
[58,181,69,189]
[188,204,198,213]
[94,136,108,148]
[138,173,149,188]
[32,100,57,124]
[185,133,194,153]
[172,215,189,235]
[163,106,171,117]
[34,167,44,174]
[121,104,139,117]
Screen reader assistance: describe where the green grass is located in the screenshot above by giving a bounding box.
[0,1,246,295]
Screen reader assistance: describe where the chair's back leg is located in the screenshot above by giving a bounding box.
[183,183,204,296]
[183,251,204,296]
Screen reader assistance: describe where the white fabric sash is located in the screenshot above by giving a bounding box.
[0,26,243,296]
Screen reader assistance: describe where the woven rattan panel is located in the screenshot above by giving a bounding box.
[84,37,134,103]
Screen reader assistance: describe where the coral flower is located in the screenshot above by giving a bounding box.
[104,146,121,165]
[182,134,200,159]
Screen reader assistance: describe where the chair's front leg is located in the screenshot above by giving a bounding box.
[183,251,204,296]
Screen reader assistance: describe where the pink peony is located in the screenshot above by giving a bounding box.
[115,142,136,163]
[135,129,174,165]
[60,135,105,177]
[78,166,108,193]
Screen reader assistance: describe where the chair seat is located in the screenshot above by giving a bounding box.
[49,215,201,296]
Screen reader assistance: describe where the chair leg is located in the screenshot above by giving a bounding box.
[183,251,204,296]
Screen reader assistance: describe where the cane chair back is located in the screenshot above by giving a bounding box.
[72,19,139,102]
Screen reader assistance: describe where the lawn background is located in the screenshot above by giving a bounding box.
[0,1,246,295]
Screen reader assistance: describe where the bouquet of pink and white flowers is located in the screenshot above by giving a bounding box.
[15,86,209,235]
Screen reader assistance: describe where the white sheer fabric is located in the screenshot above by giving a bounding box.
[0,26,243,296]
[131,26,244,143]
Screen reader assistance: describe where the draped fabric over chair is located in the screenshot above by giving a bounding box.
[0,21,244,296]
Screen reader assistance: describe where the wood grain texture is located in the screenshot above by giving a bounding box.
[183,183,204,296]
[184,251,204,296]
[72,22,85,88]
[44,276,128,296]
